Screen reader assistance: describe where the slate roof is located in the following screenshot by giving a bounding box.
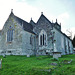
[36,13,72,41]
[37,14,52,24]
[10,11,35,34]
[30,19,36,28]
[9,11,71,40]
[15,16,36,34]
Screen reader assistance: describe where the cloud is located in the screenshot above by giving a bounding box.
[57,12,70,25]
[0,0,74,39]
[0,0,17,29]
[17,0,26,2]
[59,12,69,19]
[0,0,40,30]
[12,1,40,22]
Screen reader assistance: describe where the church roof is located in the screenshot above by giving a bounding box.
[37,12,71,41]
[30,18,36,27]
[10,10,35,34]
[54,20,61,28]
[15,16,35,34]
[37,13,52,24]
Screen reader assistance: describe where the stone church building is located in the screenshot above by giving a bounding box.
[0,10,73,55]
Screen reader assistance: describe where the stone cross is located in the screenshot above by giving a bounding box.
[54,43,57,52]
[53,42,61,59]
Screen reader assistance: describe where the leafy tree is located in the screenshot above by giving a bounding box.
[72,36,75,47]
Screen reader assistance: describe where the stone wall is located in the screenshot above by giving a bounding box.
[0,12,35,55]
[53,27,73,55]
[0,12,73,56]
[33,14,53,55]
[22,31,35,55]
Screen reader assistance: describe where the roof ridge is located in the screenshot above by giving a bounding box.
[14,15,35,34]
[14,15,28,24]
[37,14,51,24]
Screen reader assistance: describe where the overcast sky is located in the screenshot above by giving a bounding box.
[0,0,75,38]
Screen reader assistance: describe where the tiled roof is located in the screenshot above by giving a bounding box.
[30,19,36,28]
[14,15,35,34]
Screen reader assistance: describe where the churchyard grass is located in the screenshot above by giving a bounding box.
[0,54,75,75]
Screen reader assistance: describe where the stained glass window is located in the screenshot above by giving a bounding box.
[7,26,13,42]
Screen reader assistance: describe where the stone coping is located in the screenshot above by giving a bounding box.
[52,52,62,54]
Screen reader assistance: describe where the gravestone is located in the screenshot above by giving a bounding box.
[0,59,2,69]
[50,62,58,66]
[53,52,61,59]
[53,43,61,59]
[27,54,30,57]
[3,54,6,58]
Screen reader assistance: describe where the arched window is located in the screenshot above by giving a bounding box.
[40,35,42,45]
[39,30,47,46]
[43,34,44,45]
[30,35,32,44]
[7,26,13,42]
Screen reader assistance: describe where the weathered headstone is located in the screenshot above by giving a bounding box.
[53,52,61,59]
[3,54,6,58]
[50,62,58,66]
[27,54,30,57]
[62,59,72,64]
[0,59,2,69]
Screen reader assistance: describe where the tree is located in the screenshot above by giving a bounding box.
[72,36,75,47]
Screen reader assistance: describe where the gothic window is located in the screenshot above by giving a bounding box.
[7,26,13,42]
[40,35,42,45]
[30,35,32,44]
[43,34,44,45]
[39,30,47,46]
[44,35,47,45]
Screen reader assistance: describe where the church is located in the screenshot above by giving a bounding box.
[0,9,73,55]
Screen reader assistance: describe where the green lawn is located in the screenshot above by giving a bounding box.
[0,54,75,75]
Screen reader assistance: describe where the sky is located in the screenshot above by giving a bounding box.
[0,0,75,39]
